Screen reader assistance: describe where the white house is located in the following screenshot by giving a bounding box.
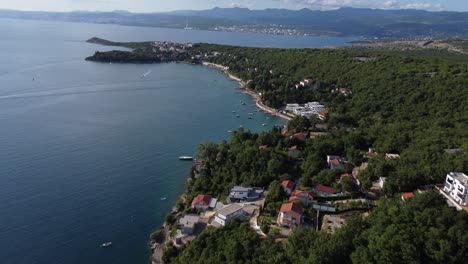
[444,172,468,206]
[228,186,261,202]
[213,204,245,226]
[379,177,386,189]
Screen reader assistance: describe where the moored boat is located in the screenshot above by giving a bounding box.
[179,156,193,161]
[100,242,112,248]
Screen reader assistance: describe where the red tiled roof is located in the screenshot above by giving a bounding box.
[289,196,300,202]
[279,202,304,214]
[294,133,307,141]
[402,192,414,200]
[289,145,299,151]
[341,173,350,178]
[331,159,341,166]
[192,194,212,206]
[282,180,296,190]
[259,145,269,149]
[315,184,337,194]
[291,190,313,199]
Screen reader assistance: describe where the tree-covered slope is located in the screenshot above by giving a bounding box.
[197,44,468,191]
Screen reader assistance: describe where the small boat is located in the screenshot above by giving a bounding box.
[262,123,267,126]
[100,242,112,248]
[161,197,167,201]
[236,115,240,118]
[248,117,253,119]
[179,156,193,161]
[239,125,243,128]
[241,102,246,105]
[227,130,232,133]
[232,110,236,113]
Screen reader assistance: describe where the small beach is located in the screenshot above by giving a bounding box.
[203,62,292,121]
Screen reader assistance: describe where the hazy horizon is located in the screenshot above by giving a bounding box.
[0,0,467,13]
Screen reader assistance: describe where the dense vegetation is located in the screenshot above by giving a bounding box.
[165,192,468,263]
[185,127,300,204]
[197,44,468,192]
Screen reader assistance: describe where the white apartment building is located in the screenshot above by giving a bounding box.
[305,102,325,113]
[286,103,300,111]
[286,102,325,117]
[444,172,468,206]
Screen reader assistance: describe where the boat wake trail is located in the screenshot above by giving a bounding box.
[0,83,165,101]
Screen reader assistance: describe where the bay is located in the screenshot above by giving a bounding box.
[0,18,354,264]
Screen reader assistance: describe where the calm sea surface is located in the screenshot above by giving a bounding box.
[0,18,355,264]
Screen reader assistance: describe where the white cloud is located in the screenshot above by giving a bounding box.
[275,0,446,10]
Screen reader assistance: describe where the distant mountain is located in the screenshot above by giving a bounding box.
[0,9,246,30]
[1,7,467,38]
[166,7,468,38]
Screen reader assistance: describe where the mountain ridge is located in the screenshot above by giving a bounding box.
[1,7,467,38]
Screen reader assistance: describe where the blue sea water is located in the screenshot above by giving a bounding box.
[0,18,356,264]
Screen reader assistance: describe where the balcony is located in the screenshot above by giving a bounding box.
[444,182,452,191]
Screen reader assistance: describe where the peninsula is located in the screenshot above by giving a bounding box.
[85,38,468,264]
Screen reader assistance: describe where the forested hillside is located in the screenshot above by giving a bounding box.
[198,44,468,191]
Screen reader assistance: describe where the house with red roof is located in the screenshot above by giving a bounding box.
[401,192,414,201]
[318,110,328,120]
[289,190,314,206]
[277,202,304,228]
[294,132,307,141]
[281,180,296,195]
[314,184,337,196]
[289,145,301,157]
[191,194,213,211]
[327,155,345,170]
[259,145,269,149]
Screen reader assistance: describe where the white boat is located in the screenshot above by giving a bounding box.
[179,156,193,161]
[227,130,232,133]
[142,70,152,77]
[236,115,240,118]
[161,197,167,201]
[262,123,267,126]
[100,242,112,248]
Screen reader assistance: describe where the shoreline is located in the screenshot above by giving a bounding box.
[150,62,291,264]
[202,62,292,121]
[150,62,291,263]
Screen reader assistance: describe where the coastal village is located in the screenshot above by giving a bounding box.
[152,133,467,263]
[149,58,468,263]
[85,39,467,263]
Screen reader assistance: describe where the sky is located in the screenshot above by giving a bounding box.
[0,0,466,12]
